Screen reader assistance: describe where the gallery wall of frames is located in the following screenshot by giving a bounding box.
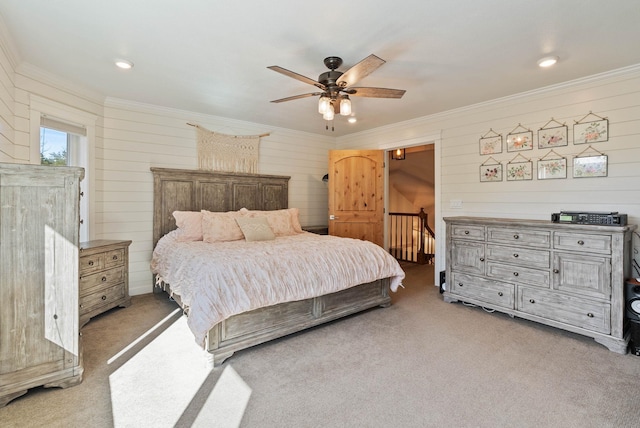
[479,111,609,182]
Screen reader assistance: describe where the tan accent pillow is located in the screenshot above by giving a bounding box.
[235,216,276,242]
[243,208,303,236]
[201,210,245,242]
[172,211,203,241]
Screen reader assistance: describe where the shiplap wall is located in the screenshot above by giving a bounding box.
[0,20,15,162]
[337,65,640,277]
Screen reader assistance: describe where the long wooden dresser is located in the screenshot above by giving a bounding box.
[443,216,637,353]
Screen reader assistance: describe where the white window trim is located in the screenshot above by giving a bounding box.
[29,95,97,242]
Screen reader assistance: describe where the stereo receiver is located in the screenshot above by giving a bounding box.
[551,211,627,226]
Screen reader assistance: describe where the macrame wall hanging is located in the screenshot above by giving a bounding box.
[189,123,269,173]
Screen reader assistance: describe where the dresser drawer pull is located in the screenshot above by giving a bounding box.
[101,295,107,301]
[112,255,119,261]
[529,299,535,304]
[577,240,584,245]
[587,312,594,318]
[553,269,559,273]
[513,253,519,258]
[513,234,519,239]
[498,292,503,296]
[88,260,94,266]
[479,257,485,262]
[464,230,470,235]
[513,272,519,277]
[102,276,107,282]
[458,282,464,287]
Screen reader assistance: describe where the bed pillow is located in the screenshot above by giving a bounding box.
[201,210,245,242]
[241,208,303,236]
[235,216,276,242]
[172,211,203,242]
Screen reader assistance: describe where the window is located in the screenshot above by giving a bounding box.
[30,95,97,243]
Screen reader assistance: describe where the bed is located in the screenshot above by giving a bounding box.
[150,167,405,366]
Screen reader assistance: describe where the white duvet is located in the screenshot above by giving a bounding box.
[150,231,405,347]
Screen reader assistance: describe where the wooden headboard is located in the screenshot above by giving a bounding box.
[151,168,290,247]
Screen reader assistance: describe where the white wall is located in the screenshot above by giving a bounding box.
[337,65,640,279]
[0,18,16,162]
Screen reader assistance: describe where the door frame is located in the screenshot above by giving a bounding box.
[376,131,442,287]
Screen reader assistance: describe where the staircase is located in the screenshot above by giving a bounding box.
[389,208,435,264]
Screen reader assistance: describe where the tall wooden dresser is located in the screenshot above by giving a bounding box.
[444,216,636,353]
[0,163,85,407]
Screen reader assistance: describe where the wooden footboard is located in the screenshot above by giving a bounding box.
[159,278,391,366]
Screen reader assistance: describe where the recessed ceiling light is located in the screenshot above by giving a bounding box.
[348,117,357,124]
[537,56,558,68]
[115,59,134,70]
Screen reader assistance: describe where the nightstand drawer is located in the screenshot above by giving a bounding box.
[80,266,125,294]
[105,248,125,268]
[80,284,126,314]
[80,253,105,274]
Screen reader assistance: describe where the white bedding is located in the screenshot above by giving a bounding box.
[150,231,405,347]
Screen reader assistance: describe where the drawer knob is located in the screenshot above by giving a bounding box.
[458,282,464,287]
[113,255,118,260]
[498,292,503,296]
[529,299,535,304]
[101,295,107,300]
[88,261,94,266]
[513,272,519,277]
[479,257,485,262]
[587,312,594,318]
[464,230,470,235]
[553,269,559,273]
[513,234,519,239]
[102,276,107,282]
[513,253,519,258]
[577,240,584,245]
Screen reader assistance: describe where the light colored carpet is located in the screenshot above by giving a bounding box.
[2,263,639,427]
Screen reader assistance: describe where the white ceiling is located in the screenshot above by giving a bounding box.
[1,1,639,137]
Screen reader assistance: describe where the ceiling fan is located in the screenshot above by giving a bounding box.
[268,54,406,130]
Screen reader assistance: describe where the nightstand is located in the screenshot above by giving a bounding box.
[79,239,132,328]
[303,225,329,235]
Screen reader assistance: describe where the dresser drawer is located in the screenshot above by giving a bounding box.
[518,287,610,334]
[553,232,611,255]
[105,248,125,268]
[451,272,514,309]
[486,244,550,269]
[80,283,126,314]
[486,262,550,288]
[450,224,485,241]
[80,266,125,294]
[487,227,551,248]
[80,253,105,274]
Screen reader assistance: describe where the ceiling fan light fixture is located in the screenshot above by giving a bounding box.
[115,59,134,70]
[318,94,330,114]
[339,95,351,116]
[322,103,335,121]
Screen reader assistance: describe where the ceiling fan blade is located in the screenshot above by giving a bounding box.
[267,66,326,90]
[346,87,406,98]
[270,92,322,103]
[336,54,386,88]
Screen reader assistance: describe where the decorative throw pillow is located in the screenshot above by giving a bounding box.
[242,208,303,236]
[172,211,203,241]
[235,216,276,242]
[202,210,245,242]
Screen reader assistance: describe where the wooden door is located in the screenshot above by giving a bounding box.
[328,150,384,246]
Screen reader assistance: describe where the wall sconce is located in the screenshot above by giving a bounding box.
[391,148,406,160]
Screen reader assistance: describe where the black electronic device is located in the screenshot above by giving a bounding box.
[629,320,640,356]
[626,280,640,322]
[551,211,627,226]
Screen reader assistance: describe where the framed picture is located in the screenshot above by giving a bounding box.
[537,158,567,180]
[506,161,533,181]
[479,135,502,155]
[538,125,568,148]
[573,116,608,145]
[480,163,503,182]
[573,155,608,178]
[506,130,533,152]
